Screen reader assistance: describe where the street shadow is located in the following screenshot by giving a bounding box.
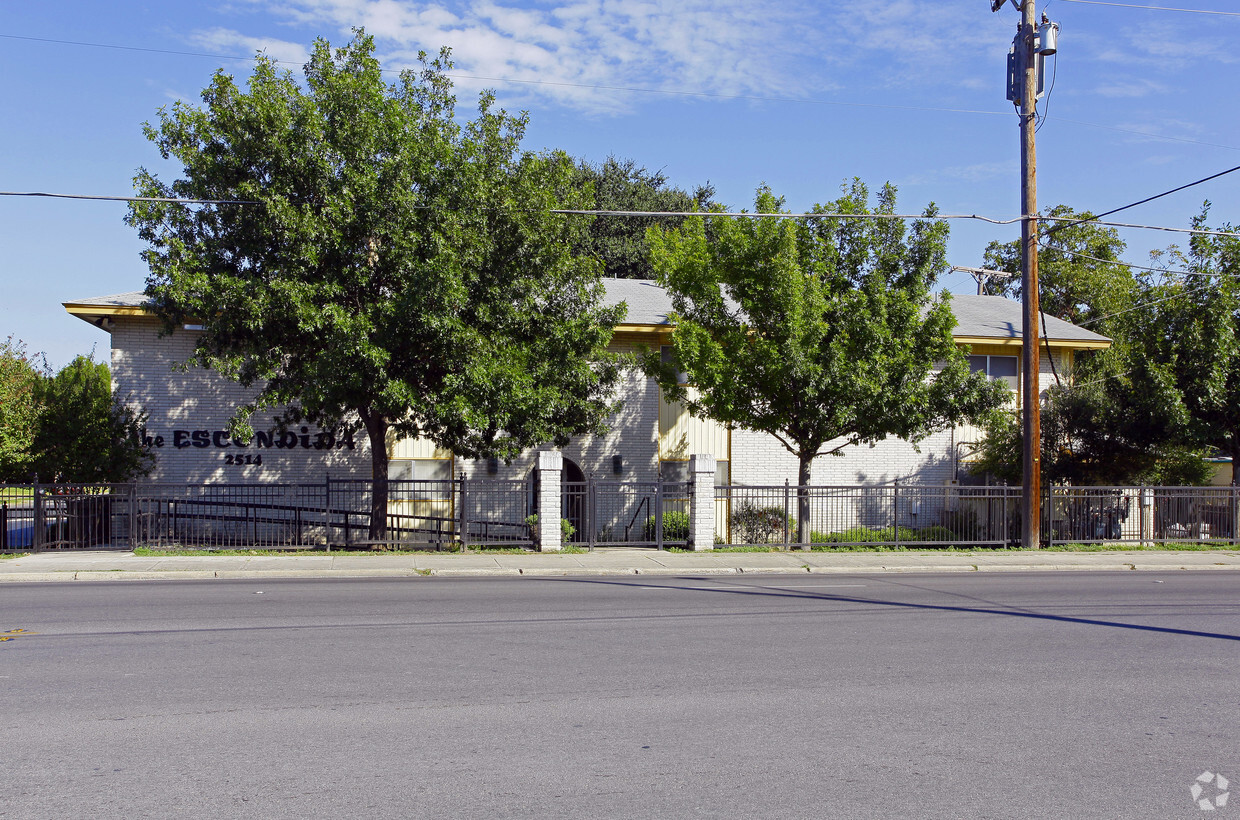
[540,574,1240,643]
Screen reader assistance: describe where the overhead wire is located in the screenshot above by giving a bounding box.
[1041,164,1240,238]
[1058,0,1240,15]
[7,191,1240,240]
[1041,244,1219,277]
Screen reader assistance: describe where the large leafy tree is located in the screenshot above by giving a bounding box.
[573,156,715,279]
[971,205,1240,487]
[128,32,623,538]
[647,181,1006,542]
[1135,206,1240,482]
[30,355,153,484]
[982,204,1136,327]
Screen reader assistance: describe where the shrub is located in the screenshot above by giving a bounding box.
[812,526,917,544]
[643,510,690,542]
[914,525,958,544]
[731,503,790,544]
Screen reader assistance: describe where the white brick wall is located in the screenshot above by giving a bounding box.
[109,314,1070,491]
[111,318,370,484]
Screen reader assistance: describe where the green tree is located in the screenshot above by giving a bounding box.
[968,378,1210,486]
[970,207,1210,486]
[1135,205,1240,482]
[30,355,153,483]
[982,204,1136,327]
[646,181,1006,543]
[127,32,623,539]
[971,205,1240,487]
[0,338,42,481]
[573,156,716,279]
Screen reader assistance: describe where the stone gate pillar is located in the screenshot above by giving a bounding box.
[536,451,563,552]
[689,453,716,551]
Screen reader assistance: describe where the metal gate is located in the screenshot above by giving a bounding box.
[562,478,690,549]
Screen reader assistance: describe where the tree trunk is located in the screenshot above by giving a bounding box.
[360,409,389,542]
[797,455,812,549]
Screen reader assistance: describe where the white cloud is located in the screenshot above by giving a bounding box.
[1094,77,1169,98]
[188,27,311,65]
[198,0,1016,114]
[905,161,1015,187]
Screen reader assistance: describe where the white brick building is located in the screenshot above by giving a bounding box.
[65,280,1109,493]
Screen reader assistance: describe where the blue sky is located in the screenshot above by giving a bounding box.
[3,0,1238,367]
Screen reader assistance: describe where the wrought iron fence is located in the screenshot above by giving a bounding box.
[460,478,534,547]
[714,483,1020,548]
[1043,486,1237,546]
[713,483,1240,549]
[4,479,1238,552]
[0,477,542,552]
[561,479,690,549]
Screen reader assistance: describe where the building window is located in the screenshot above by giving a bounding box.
[660,345,689,385]
[968,355,1019,392]
[388,458,452,500]
[659,460,689,483]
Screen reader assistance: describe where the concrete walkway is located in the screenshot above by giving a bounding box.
[2,547,1240,582]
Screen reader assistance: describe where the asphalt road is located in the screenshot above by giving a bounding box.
[2,572,1238,819]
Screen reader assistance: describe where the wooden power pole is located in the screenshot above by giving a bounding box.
[1019,0,1042,549]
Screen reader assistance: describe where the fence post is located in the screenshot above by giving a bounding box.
[33,482,44,552]
[324,476,332,552]
[892,481,900,549]
[783,480,790,550]
[588,476,597,551]
[655,476,664,551]
[459,473,469,552]
[687,454,716,551]
[127,483,137,549]
[1225,483,1235,545]
[1,502,7,551]
[1046,486,1054,549]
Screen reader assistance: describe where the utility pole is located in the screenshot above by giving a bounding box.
[1019,0,1041,550]
[997,0,1056,548]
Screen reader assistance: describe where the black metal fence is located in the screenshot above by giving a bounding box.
[5,479,1238,552]
[0,477,538,552]
[713,483,1240,549]
[561,479,691,549]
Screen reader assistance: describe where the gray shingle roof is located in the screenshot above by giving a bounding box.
[947,294,1109,344]
[64,292,148,308]
[68,281,1110,346]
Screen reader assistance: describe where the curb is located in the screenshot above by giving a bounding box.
[3,561,1239,583]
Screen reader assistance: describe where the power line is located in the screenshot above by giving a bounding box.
[1074,275,1239,329]
[1039,218,1240,238]
[1059,0,1240,15]
[0,191,258,205]
[1043,164,1240,238]
[9,188,1240,239]
[1040,244,1219,277]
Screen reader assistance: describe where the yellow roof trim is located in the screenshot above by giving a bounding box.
[62,306,1112,351]
[63,303,155,318]
[614,322,673,334]
[952,335,1110,350]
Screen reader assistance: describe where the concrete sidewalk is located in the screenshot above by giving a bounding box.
[2,547,1240,582]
